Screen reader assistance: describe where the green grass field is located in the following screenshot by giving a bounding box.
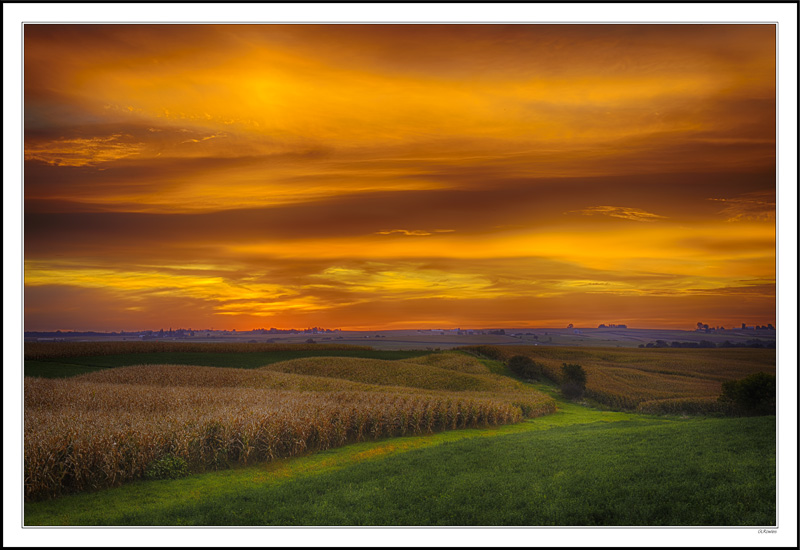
[24,348,429,378]
[24,381,775,526]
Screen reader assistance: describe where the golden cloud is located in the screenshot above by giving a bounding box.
[567,206,668,222]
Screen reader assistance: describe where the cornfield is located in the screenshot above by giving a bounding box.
[462,345,775,412]
[405,353,491,374]
[24,354,555,501]
[259,356,523,392]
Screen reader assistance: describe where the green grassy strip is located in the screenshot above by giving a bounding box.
[23,360,110,378]
[24,349,430,378]
[211,417,774,526]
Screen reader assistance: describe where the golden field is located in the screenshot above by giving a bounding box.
[462,345,776,412]
[24,353,555,501]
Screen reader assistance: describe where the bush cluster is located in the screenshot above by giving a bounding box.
[144,454,189,480]
[718,372,776,416]
[507,355,544,380]
[560,363,587,399]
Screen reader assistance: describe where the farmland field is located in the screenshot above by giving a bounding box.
[462,345,776,414]
[24,342,428,379]
[22,341,777,526]
[23,381,776,527]
[23,344,554,501]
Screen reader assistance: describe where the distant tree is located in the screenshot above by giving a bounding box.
[718,372,775,415]
[697,321,704,330]
[655,340,669,348]
[305,338,316,344]
[567,323,574,329]
[560,363,587,399]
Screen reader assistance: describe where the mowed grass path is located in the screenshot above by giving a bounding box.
[24,385,776,527]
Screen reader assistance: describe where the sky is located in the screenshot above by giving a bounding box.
[23,24,777,331]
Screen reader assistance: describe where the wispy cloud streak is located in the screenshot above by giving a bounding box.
[567,206,668,222]
[708,191,775,222]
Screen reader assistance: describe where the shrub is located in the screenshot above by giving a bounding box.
[507,355,544,380]
[144,454,189,480]
[718,372,776,416]
[560,363,587,399]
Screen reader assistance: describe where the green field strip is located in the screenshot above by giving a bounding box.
[24,349,431,376]
[23,361,111,378]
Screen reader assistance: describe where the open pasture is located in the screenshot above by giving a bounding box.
[462,345,776,413]
[24,351,555,501]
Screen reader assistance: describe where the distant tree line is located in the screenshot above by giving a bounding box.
[639,339,774,349]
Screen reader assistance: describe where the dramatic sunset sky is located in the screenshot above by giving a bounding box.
[23,24,776,331]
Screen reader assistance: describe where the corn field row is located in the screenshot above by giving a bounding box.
[25,368,554,501]
[260,356,523,393]
[406,353,490,374]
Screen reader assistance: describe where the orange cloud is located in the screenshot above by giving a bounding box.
[708,191,776,222]
[567,206,668,222]
[22,24,776,331]
[24,134,146,167]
